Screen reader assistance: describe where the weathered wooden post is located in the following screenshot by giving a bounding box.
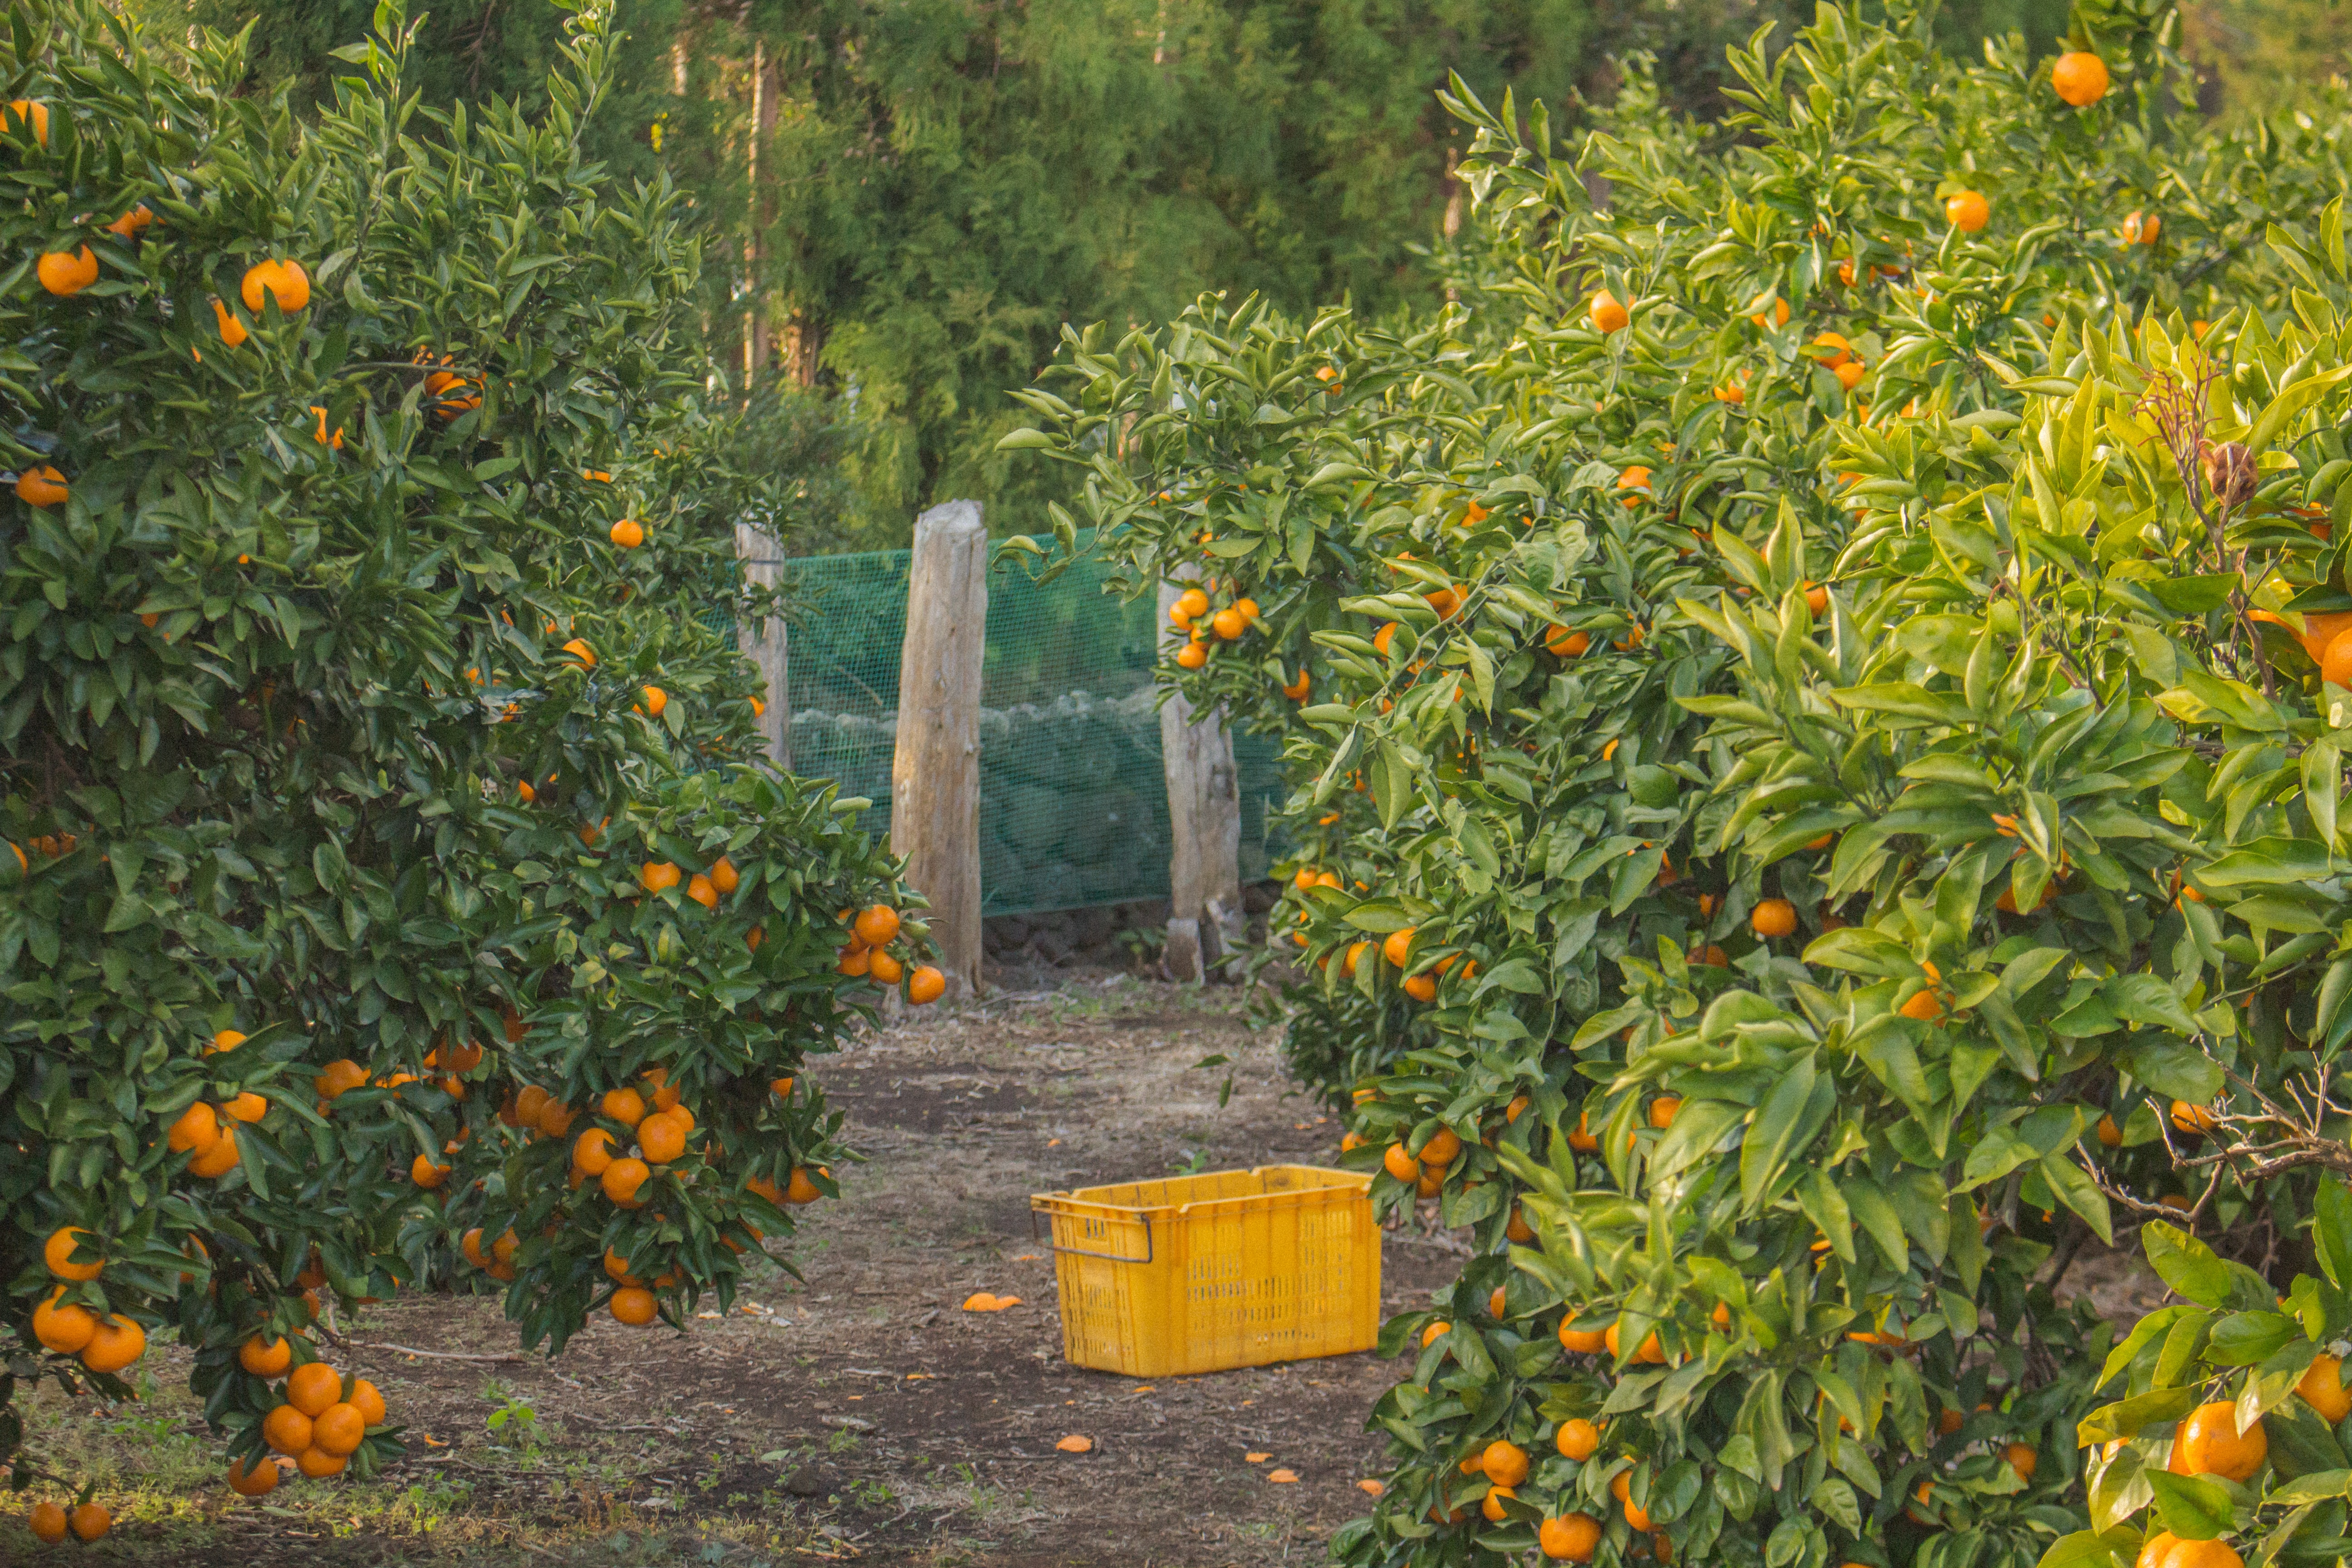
[1158,571,1243,983]
[735,520,792,770]
[892,500,987,998]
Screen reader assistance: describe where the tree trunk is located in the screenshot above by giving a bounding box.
[892,500,988,998]
[1158,569,1243,981]
[735,520,791,769]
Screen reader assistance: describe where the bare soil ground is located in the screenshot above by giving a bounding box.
[18,975,1467,1567]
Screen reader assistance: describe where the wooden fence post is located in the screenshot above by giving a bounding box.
[1158,571,1243,983]
[892,500,988,998]
[735,521,792,770]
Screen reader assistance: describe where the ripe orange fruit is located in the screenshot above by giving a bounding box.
[1568,1112,1600,1153]
[2171,1402,2267,1480]
[224,1091,268,1123]
[240,258,311,314]
[36,245,99,296]
[785,1166,825,1203]
[2052,50,2109,106]
[314,1058,369,1098]
[1647,1096,1681,1129]
[868,950,905,985]
[709,857,740,894]
[410,1153,451,1188]
[1748,297,1791,329]
[638,1110,687,1164]
[1558,1320,1607,1353]
[1617,466,1652,505]
[1900,988,1944,1022]
[686,873,719,908]
[1540,1512,1601,1562]
[1382,926,1415,966]
[4,98,49,143]
[609,519,644,548]
[641,861,681,893]
[2122,211,2160,246]
[611,1285,658,1325]
[1422,1320,1450,1348]
[28,1500,67,1543]
[2298,1354,2352,1422]
[44,1226,102,1280]
[1483,1440,1530,1487]
[562,638,597,667]
[12,465,66,509]
[296,1447,346,1478]
[2321,626,2352,687]
[287,1361,343,1417]
[638,684,668,718]
[263,1403,314,1455]
[2006,1441,2038,1481]
[1483,1484,1517,1522]
[602,1156,651,1205]
[537,1099,577,1138]
[855,905,901,947]
[211,295,249,346]
[2097,1113,2122,1147]
[1751,898,1797,938]
[350,1378,387,1426]
[602,1087,647,1126]
[573,1127,616,1174]
[1556,1417,1600,1460]
[1403,973,1438,1002]
[211,1028,249,1054]
[908,965,947,1004]
[228,1456,279,1496]
[2137,1534,2181,1568]
[312,1401,366,1455]
[1382,1144,1419,1182]
[1607,1318,1666,1364]
[68,1502,109,1542]
[1420,1127,1463,1166]
[2171,1100,2219,1136]
[32,1287,95,1353]
[1588,291,1629,333]
[240,1334,294,1377]
[1176,586,1210,619]
[2162,1543,2243,1568]
[837,945,872,977]
[1945,190,1990,232]
[82,1313,147,1372]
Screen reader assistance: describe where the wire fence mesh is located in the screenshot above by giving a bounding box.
[777,534,1285,918]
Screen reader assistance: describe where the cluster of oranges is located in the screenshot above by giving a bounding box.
[639,853,738,911]
[564,1071,701,1211]
[23,1499,109,1545]
[1167,584,1260,670]
[833,903,947,1003]
[29,1228,147,1375]
[1374,1094,1528,1198]
[240,1338,386,1486]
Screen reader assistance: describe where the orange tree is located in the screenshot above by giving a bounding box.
[0,0,937,1508]
[1005,2,2352,1565]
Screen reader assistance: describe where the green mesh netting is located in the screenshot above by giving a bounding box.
[777,533,1284,917]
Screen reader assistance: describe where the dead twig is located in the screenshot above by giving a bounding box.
[343,1341,529,1365]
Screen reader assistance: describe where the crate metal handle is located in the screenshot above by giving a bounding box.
[1029,1200,1154,1264]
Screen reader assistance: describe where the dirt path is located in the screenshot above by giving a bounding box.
[22,976,1465,1566]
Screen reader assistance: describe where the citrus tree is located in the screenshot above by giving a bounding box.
[0,0,939,1528]
[1003,2,2352,1565]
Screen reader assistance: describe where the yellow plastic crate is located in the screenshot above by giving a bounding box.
[1028,1164,1380,1377]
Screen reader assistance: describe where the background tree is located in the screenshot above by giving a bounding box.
[170,0,2076,550]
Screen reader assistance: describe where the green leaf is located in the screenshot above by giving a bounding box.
[2145,1223,2232,1308]
[2146,1470,2235,1540]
